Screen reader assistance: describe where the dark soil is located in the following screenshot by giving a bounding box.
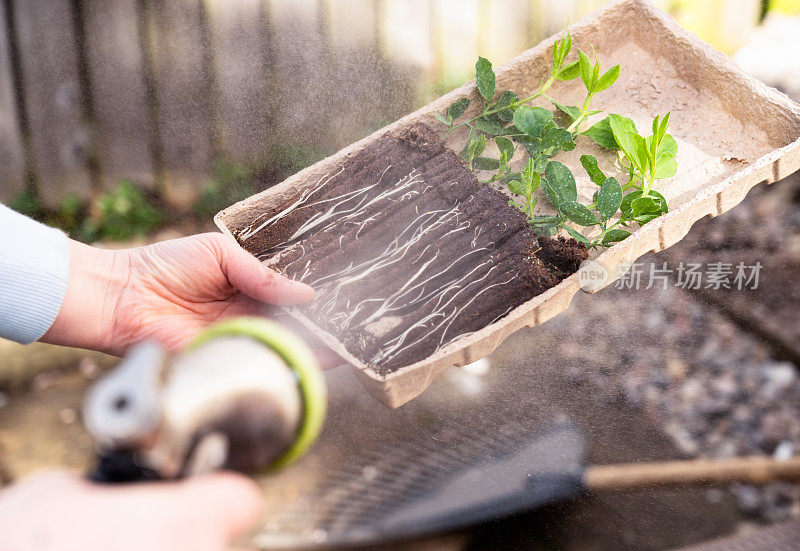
[232,125,587,373]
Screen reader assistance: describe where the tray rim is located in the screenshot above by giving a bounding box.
[216,0,800,408]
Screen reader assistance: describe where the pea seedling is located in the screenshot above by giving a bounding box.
[438,30,677,249]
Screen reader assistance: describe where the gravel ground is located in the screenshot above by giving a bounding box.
[550,174,800,523]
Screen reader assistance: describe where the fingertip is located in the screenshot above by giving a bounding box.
[284,280,316,304]
[181,472,263,537]
[258,273,315,306]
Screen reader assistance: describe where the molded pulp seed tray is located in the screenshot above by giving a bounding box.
[217,0,800,408]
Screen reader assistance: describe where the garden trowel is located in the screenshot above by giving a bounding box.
[252,417,800,549]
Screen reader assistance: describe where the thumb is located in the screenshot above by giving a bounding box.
[176,472,263,540]
[211,234,316,306]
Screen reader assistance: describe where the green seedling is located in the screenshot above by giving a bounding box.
[437,29,675,249]
[553,49,620,134]
[507,158,541,219]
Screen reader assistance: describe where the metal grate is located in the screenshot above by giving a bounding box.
[252,363,582,549]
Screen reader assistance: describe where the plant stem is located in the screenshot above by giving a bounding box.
[455,74,558,133]
[591,218,623,247]
[566,93,594,133]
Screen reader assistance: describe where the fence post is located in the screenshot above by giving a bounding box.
[10,0,93,205]
[0,0,26,203]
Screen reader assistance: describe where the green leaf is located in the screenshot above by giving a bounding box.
[628,131,649,172]
[565,225,590,244]
[536,223,561,237]
[658,112,670,142]
[500,124,525,138]
[659,134,678,156]
[654,151,677,179]
[583,117,619,150]
[544,160,577,203]
[462,130,486,164]
[601,228,631,245]
[500,170,521,183]
[471,132,487,158]
[608,114,637,160]
[435,113,451,126]
[592,61,601,88]
[556,59,580,81]
[558,33,572,66]
[474,117,506,135]
[561,200,599,226]
[528,171,541,192]
[473,157,501,170]
[533,156,549,173]
[495,136,515,162]
[493,91,518,122]
[448,98,470,121]
[631,196,658,215]
[475,57,496,102]
[542,179,562,209]
[521,158,540,189]
[608,113,637,134]
[595,64,620,92]
[580,154,606,186]
[513,106,553,137]
[597,177,623,222]
[508,180,527,196]
[578,50,593,92]
[541,124,576,152]
[552,100,581,123]
[621,190,667,218]
[631,196,662,224]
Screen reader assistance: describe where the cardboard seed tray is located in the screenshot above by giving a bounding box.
[216,0,800,408]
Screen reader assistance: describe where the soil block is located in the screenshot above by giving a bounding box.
[231,125,587,374]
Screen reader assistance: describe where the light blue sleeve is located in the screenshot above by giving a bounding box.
[0,203,71,344]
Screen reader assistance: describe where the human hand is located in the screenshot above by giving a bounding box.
[42,233,315,355]
[0,470,262,551]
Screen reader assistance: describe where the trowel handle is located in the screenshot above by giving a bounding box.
[584,456,800,492]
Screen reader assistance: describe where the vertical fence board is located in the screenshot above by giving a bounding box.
[146,0,215,198]
[12,0,91,203]
[322,0,414,149]
[0,0,25,202]
[381,0,432,71]
[537,0,577,36]
[269,0,329,147]
[485,0,530,65]
[327,0,377,48]
[438,0,479,82]
[82,0,154,189]
[205,0,273,162]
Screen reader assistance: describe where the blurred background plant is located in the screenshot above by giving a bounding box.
[10,181,164,243]
[193,160,256,219]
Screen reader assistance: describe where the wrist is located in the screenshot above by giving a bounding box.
[41,240,129,354]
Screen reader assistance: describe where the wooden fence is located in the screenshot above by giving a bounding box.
[0,0,764,206]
